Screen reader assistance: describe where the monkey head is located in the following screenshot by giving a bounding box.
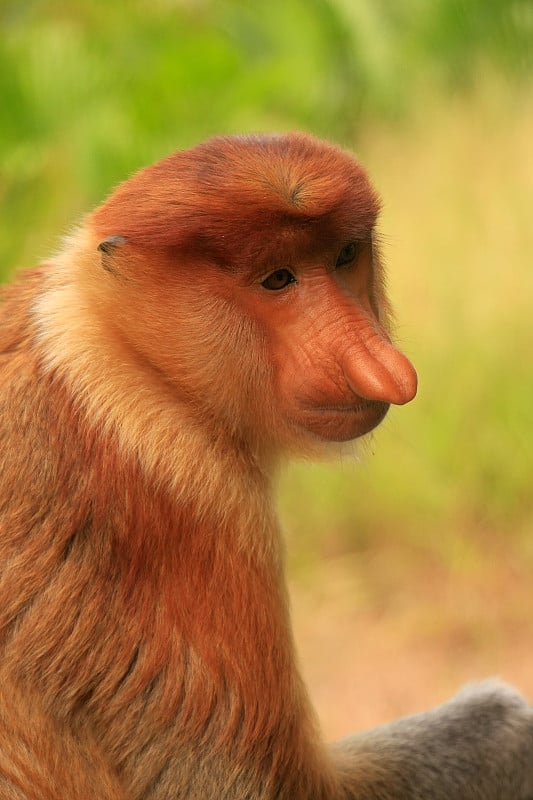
[89,133,417,457]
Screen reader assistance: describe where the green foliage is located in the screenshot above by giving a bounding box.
[1,0,530,269]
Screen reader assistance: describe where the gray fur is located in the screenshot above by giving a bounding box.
[332,680,533,799]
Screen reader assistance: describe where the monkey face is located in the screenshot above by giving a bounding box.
[230,235,417,445]
[90,133,416,453]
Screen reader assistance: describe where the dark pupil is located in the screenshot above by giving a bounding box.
[262,269,293,290]
[337,243,356,266]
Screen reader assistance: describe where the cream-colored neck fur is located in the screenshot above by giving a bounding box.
[32,228,276,555]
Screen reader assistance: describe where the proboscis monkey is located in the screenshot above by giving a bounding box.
[1,133,532,800]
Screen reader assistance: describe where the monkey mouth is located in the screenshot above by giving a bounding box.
[295,399,389,442]
[314,401,373,413]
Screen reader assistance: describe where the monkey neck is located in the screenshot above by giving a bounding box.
[32,229,278,536]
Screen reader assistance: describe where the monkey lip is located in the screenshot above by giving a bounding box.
[295,399,390,442]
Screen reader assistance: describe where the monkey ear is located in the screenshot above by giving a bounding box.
[97,235,128,275]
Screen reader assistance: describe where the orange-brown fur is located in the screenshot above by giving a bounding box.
[1,268,336,798]
[5,134,527,800]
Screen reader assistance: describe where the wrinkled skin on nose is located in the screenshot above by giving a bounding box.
[273,272,418,443]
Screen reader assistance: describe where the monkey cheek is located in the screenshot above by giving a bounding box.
[294,400,390,443]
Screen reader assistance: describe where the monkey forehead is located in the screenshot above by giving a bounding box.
[91,133,381,252]
[191,133,380,217]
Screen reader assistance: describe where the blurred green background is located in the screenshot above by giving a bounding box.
[1,0,532,733]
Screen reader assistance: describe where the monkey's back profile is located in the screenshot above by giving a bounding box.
[1,133,532,800]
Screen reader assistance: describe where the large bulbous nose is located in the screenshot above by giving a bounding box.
[341,325,418,406]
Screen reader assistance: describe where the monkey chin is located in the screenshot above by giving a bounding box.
[295,399,390,444]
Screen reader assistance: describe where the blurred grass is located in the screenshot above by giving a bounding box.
[1,0,532,572]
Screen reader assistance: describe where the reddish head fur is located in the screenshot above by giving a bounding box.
[91,133,381,269]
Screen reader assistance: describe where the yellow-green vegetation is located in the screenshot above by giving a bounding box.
[1,0,532,573]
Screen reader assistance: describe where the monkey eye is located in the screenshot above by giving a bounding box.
[261,269,296,291]
[335,242,358,268]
